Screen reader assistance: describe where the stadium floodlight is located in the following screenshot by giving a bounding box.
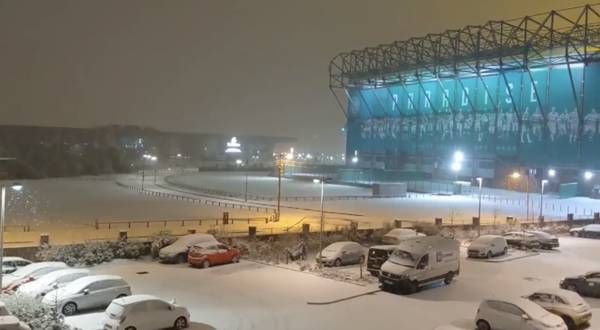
[453,150,464,163]
[584,171,594,181]
[225,137,242,154]
[235,159,243,165]
[548,169,556,178]
[511,171,521,179]
[313,178,321,184]
[10,183,23,192]
[150,156,157,161]
[451,162,462,172]
[351,150,359,164]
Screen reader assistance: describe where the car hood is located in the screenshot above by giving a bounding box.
[380,260,413,275]
[42,287,73,303]
[159,245,186,256]
[16,281,43,295]
[537,312,566,328]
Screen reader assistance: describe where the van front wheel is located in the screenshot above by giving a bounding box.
[476,320,490,330]
[443,272,454,285]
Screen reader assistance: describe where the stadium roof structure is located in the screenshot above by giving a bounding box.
[329,4,600,116]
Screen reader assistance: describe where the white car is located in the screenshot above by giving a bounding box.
[524,288,592,329]
[42,275,131,316]
[103,294,190,330]
[475,298,567,330]
[570,224,600,238]
[382,228,425,244]
[467,235,508,258]
[1,257,32,274]
[159,233,218,263]
[17,268,90,299]
[1,262,68,290]
[0,302,31,330]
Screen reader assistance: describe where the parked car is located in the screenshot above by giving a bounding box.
[380,237,460,294]
[42,275,131,316]
[1,262,68,291]
[382,228,425,245]
[526,231,560,249]
[367,245,396,276]
[316,241,364,267]
[467,235,508,259]
[524,288,592,329]
[103,294,190,330]
[475,298,567,330]
[0,302,31,330]
[17,268,90,299]
[503,232,541,249]
[560,271,600,298]
[570,224,600,238]
[1,257,32,274]
[188,242,240,268]
[159,233,218,263]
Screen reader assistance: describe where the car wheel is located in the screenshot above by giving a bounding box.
[503,247,508,255]
[358,255,365,264]
[566,284,578,293]
[62,302,77,316]
[232,255,240,263]
[486,251,493,259]
[443,272,454,285]
[334,258,342,267]
[174,316,188,329]
[178,253,187,264]
[369,271,379,277]
[202,260,211,269]
[562,316,575,330]
[476,320,490,330]
[125,327,137,330]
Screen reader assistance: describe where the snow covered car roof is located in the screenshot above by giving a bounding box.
[525,230,555,238]
[369,245,397,250]
[2,257,29,262]
[160,234,218,253]
[395,237,459,256]
[324,241,360,251]
[10,262,67,276]
[62,275,124,293]
[483,297,554,319]
[472,235,502,243]
[111,294,163,306]
[35,268,90,285]
[385,228,422,237]
[527,288,587,305]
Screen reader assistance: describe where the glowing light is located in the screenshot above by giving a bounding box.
[451,162,462,172]
[548,169,556,178]
[10,183,23,192]
[511,172,521,179]
[313,179,321,184]
[351,156,359,163]
[235,159,243,165]
[584,171,594,181]
[225,137,242,154]
[453,151,464,163]
[285,153,293,160]
[150,156,157,161]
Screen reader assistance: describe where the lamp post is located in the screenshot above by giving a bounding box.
[0,183,23,286]
[476,177,483,236]
[315,177,330,269]
[539,179,548,222]
[141,154,157,190]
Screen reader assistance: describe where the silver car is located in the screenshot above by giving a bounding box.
[42,275,131,316]
[316,241,365,267]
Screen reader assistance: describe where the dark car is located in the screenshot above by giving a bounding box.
[367,245,396,276]
[502,232,541,249]
[526,230,560,249]
[560,271,600,298]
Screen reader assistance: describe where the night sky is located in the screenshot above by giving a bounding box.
[0,0,589,152]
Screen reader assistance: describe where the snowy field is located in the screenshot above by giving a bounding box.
[65,236,600,330]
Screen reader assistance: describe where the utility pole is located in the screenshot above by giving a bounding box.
[318,178,325,269]
[276,154,283,222]
[477,177,483,236]
[526,171,530,223]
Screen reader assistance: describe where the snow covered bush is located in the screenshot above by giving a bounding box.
[149,230,176,258]
[0,293,72,330]
[36,240,147,266]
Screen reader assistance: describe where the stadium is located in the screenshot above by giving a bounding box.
[329,4,600,194]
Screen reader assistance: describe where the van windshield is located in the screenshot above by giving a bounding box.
[388,250,416,267]
[105,303,124,319]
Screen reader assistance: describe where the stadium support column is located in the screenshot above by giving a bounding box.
[566,58,586,168]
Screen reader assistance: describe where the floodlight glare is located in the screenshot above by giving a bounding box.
[351,156,359,163]
[584,171,594,181]
[511,172,521,179]
[313,179,321,184]
[453,151,464,163]
[10,183,23,192]
[451,162,462,172]
[548,169,556,178]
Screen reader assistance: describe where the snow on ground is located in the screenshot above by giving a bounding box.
[66,237,600,330]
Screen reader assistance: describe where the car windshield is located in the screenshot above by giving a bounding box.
[10,264,39,277]
[388,250,416,267]
[105,303,124,319]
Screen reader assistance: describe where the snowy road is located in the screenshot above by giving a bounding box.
[67,236,600,330]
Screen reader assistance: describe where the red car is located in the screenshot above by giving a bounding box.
[188,242,240,268]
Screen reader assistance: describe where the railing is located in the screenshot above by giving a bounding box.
[94,217,270,230]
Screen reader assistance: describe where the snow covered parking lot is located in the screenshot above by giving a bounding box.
[65,237,600,330]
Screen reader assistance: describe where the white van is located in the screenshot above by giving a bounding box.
[382,228,425,245]
[379,236,460,294]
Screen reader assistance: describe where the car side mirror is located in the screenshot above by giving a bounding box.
[342,251,347,254]
[521,314,530,320]
[168,305,174,311]
[83,289,90,295]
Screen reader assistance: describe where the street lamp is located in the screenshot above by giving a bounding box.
[141,154,157,190]
[315,177,331,269]
[539,179,548,222]
[548,169,557,178]
[584,171,594,181]
[510,170,530,222]
[476,177,483,236]
[1,183,23,285]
